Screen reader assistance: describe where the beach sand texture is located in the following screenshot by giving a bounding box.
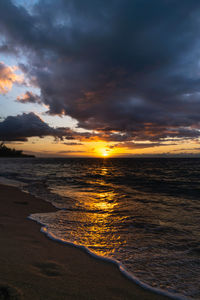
[0,184,171,300]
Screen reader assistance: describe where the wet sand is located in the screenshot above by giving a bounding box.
[0,184,171,300]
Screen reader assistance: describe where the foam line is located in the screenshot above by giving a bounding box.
[28,214,189,300]
[0,176,26,188]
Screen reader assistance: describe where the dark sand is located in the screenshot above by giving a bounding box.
[0,184,171,300]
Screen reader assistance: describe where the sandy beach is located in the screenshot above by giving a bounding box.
[0,184,171,300]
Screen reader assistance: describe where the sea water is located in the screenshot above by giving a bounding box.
[0,157,199,299]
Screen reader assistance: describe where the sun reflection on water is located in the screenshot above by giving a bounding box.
[51,164,126,255]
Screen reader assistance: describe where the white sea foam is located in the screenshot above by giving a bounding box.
[0,176,27,188]
[28,213,190,300]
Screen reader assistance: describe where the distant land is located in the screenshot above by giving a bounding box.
[0,143,35,158]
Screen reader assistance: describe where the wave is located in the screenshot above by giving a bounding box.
[0,176,27,188]
[1,158,199,299]
[28,213,189,300]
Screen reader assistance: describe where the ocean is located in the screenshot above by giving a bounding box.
[0,157,199,299]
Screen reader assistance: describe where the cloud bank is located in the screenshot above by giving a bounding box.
[0,112,72,141]
[17,91,41,104]
[1,0,200,143]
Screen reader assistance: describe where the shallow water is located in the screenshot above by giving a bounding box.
[0,157,200,298]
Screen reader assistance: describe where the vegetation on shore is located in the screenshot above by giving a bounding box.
[0,142,35,157]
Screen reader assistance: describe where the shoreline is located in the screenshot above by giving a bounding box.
[30,218,187,300]
[0,183,178,299]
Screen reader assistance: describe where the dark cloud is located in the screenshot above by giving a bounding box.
[2,111,197,143]
[0,112,73,141]
[0,43,18,54]
[58,150,85,154]
[1,0,200,142]
[114,142,166,149]
[17,91,41,104]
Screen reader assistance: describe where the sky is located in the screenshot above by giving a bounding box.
[1,0,200,157]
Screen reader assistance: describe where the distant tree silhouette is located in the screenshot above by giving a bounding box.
[0,142,34,157]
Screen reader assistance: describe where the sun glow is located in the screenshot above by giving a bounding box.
[99,148,110,157]
[93,145,111,157]
[102,151,108,157]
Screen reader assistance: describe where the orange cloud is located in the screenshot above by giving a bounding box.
[17,91,41,104]
[0,62,23,94]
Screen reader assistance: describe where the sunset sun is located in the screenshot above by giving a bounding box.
[102,151,109,157]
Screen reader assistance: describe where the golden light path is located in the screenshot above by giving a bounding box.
[52,164,125,256]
